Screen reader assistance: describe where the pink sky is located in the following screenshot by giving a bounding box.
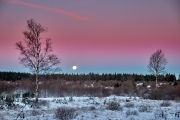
[0,0,180,77]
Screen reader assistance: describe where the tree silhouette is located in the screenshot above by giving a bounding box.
[148,49,167,90]
[16,19,60,102]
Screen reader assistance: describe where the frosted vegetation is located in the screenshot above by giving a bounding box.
[0,79,180,120]
[1,96,180,120]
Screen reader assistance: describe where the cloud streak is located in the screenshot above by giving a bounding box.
[2,0,96,21]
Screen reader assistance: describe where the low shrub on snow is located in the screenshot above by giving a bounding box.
[126,109,138,117]
[5,95,15,109]
[175,110,180,118]
[89,106,96,110]
[160,101,171,107]
[31,109,41,116]
[138,104,152,112]
[22,92,34,99]
[124,102,134,108]
[32,100,49,109]
[175,97,180,103]
[55,107,76,120]
[106,101,122,111]
[154,108,167,120]
[129,117,135,120]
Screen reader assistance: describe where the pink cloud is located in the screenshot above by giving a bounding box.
[2,0,96,21]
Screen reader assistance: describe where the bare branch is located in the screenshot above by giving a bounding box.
[148,49,167,75]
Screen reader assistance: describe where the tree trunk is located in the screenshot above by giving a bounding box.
[155,73,158,91]
[35,70,39,102]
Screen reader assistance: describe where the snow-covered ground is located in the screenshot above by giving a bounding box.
[0,96,180,120]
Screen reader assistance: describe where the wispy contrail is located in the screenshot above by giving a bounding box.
[2,0,96,21]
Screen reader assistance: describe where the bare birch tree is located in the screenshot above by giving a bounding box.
[148,49,167,91]
[16,19,60,102]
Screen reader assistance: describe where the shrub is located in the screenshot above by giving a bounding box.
[32,100,49,109]
[138,104,152,112]
[39,100,49,106]
[69,96,73,102]
[174,82,178,86]
[125,102,134,108]
[0,96,3,100]
[114,83,120,88]
[175,97,180,103]
[0,81,16,94]
[126,99,131,102]
[129,117,135,120]
[31,109,41,116]
[55,107,76,120]
[102,88,112,97]
[126,109,138,117]
[154,108,167,120]
[22,98,33,105]
[149,90,164,100]
[22,92,34,99]
[5,95,15,108]
[14,93,20,98]
[89,106,96,110]
[175,110,180,118]
[107,101,122,111]
[160,101,171,107]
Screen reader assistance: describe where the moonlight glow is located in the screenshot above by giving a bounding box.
[72,66,77,70]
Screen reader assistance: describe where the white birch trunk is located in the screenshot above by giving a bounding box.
[155,73,158,91]
[35,69,39,102]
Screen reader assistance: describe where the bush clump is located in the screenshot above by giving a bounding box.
[22,92,34,99]
[5,95,15,108]
[126,109,138,117]
[31,109,41,116]
[175,110,180,118]
[89,106,96,110]
[114,83,120,88]
[32,100,49,109]
[55,107,76,120]
[160,101,171,107]
[125,102,134,108]
[154,108,167,120]
[138,104,152,112]
[107,101,122,111]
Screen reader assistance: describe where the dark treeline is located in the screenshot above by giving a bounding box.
[45,73,177,82]
[0,71,30,81]
[0,71,178,82]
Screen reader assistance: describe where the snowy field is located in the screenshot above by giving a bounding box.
[0,96,180,120]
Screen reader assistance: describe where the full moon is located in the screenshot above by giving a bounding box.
[72,66,77,70]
